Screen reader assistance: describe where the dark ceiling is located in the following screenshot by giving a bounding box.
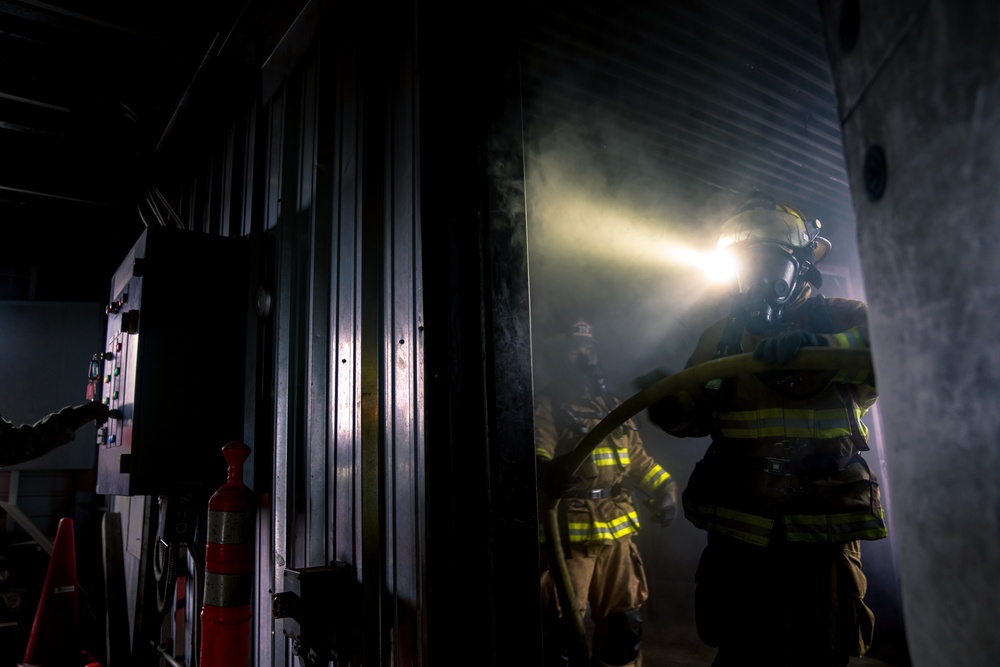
[0,0,280,301]
[0,0,853,302]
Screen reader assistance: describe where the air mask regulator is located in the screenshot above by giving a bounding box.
[736,243,804,334]
[575,356,610,397]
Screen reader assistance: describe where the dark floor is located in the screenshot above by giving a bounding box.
[641,622,905,666]
[629,566,912,667]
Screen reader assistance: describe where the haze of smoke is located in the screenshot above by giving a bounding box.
[524,118,736,393]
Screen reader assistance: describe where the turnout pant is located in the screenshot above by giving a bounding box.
[540,537,648,666]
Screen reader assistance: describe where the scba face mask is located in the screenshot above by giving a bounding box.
[735,243,802,334]
[571,349,609,395]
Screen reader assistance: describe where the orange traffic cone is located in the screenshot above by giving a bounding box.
[19,517,93,667]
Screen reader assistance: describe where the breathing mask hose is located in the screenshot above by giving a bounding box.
[540,347,874,663]
[715,298,747,359]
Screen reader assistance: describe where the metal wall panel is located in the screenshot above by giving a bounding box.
[258,12,422,663]
[116,3,531,664]
[382,24,426,666]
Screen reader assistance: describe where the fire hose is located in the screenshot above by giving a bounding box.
[540,347,874,663]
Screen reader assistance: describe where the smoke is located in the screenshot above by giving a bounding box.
[523,115,737,393]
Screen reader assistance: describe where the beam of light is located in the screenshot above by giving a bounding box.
[526,188,738,288]
[662,244,738,284]
[529,209,739,286]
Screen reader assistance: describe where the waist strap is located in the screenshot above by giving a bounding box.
[762,450,858,476]
[709,439,858,477]
[565,483,621,499]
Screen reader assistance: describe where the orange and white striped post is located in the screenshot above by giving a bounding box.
[198,441,255,667]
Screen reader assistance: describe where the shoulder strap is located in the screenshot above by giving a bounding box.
[807,294,837,333]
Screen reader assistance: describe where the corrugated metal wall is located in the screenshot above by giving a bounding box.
[110,1,544,663]
[252,12,425,666]
[112,6,429,664]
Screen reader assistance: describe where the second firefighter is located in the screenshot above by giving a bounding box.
[535,319,678,667]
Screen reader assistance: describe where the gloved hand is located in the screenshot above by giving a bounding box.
[80,401,111,427]
[646,480,678,527]
[753,331,824,366]
[536,455,582,500]
[634,367,673,390]
[635,368,686,430]
[647,395,684,431]
[66,400,110,429]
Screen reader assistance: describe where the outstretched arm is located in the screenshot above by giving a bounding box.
[0,401,109,467]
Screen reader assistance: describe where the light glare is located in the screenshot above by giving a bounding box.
[661,244,735,284]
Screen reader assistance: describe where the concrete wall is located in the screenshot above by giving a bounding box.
[820,2,1000,665]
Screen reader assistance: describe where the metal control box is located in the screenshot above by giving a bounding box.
[95,226,248,496]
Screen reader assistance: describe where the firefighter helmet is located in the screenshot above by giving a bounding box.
[568,318,598,347]
[717,194,830,264]
[561,318,609,395]
[718,194,830,333]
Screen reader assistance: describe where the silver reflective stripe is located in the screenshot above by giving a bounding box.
[207,509,254,544]
[203,571,253,607]
[682,501,774,547]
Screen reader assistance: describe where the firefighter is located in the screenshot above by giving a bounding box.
[642,193,887,667]
[535,319,678,667]
[0,401,109,466]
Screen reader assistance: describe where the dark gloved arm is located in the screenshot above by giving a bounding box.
[634,367,703,435]
[636,368,683,431]
[0,401,109,467]
[753,331,825,366]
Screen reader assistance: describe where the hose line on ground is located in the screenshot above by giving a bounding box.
[540,347,874,664]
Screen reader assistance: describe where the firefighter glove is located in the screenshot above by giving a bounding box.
[647,480,679,527]
[753,331,824,366]
[636,368,686,431]
[79,401,110,427]
[536,455,582,500]
[635,367,672,390]
[648,395,684,431]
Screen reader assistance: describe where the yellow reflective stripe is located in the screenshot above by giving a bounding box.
[536,449,552,460]
[830,326,866,349]
[640,465,671,494]
[682,501,774,547]
[829,327,871,383]
[782,509,888,543]
[716,407,855,439]
[593,445,629,466]
[565,511,641,542]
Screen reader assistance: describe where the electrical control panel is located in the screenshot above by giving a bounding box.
[95,226,248,496]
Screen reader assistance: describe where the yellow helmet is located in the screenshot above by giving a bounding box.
[717,195,830,264]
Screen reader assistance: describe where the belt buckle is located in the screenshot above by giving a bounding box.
[587,488,605,499]
[764,456,790,475]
